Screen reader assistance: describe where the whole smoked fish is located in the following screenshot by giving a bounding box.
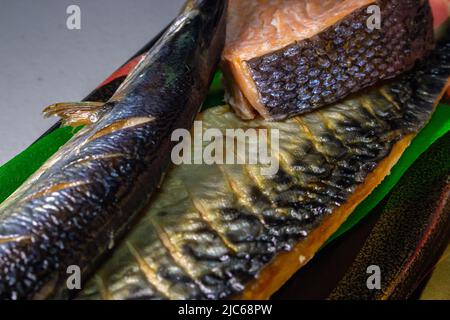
[0,0,227,299]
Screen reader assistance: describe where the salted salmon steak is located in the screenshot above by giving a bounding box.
[222,0,434,120]
[78,33,450,300]
[0,0,227,300]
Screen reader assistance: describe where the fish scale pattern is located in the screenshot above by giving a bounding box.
[0,0,227,300]
[246,0,434,119]
[79,36,450,300]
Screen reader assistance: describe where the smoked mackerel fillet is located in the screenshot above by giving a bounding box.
[222,0,434,120]
[79,35,450,300]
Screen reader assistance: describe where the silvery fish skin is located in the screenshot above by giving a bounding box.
[79,36,450,300]
[0,0,227,300]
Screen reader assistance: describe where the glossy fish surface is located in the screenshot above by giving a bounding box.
[330,132,450,300]
[79,35,450,300]
[0,0,227,300]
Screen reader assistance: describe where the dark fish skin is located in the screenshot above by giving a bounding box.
[329,132,450,300]
[0,0,227,300]
[78,35,450,300]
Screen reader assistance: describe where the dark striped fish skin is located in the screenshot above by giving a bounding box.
[79,35,450,300]
[0,0,227,300]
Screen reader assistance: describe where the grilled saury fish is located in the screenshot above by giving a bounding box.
[0,0,227,299]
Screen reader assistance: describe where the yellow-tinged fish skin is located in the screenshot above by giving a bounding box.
[80,35,450,300]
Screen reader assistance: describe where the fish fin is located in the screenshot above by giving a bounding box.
[43,102,108,127]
